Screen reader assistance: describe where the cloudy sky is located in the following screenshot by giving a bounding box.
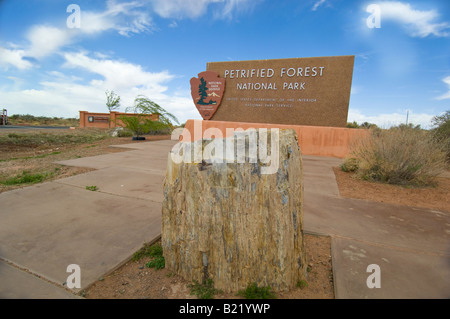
[0,0,449,128]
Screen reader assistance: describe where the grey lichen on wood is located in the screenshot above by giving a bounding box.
[162,128,307,292]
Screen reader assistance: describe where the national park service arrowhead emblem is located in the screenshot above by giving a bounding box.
[190,71,225,120]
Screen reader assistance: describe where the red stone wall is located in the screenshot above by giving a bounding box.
[182,119,368,158]
[79,111,159,128]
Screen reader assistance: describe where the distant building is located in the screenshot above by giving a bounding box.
[79,111,159,128]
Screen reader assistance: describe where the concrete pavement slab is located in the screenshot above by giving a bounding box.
[54,166,165,202]
[331,237,450,298]
[55,140,177,171]
[0,181,163,294]
[304,194,450,256]
[55,149,169,171]
[0,260,81,299]
[302,155,342,198]
[109,139,178,150]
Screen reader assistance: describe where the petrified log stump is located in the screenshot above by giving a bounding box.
[162,128,307,292]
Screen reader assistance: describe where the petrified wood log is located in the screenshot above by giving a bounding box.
[162,128,307,292]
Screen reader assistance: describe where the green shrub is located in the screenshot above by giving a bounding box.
[117,129,133,137]
[119,116,150,137]
[346,121,378,129]
[188,279,220,299]
[132,242,165,270]
[146,256,165,269]
[296,280,308,289]
[1,171,50,185]
[131,242,157,261]
[431,110,450,163]
[346,126,446,186]
[346,121,359,128]
[120,95,179,137]
[340,157,359,172]
[237,282,277,299]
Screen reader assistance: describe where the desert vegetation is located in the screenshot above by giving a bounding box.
[431,110,450,163]
[342,117,449,187]
[7,114,79,127]
[346,121,378,129]
[122,96,179,132]
[0,128,170,192]
[105,93,180,138]
[0,129,109,149]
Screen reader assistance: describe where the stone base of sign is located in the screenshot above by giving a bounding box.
[181,119,368,158]
[162,129,307,293]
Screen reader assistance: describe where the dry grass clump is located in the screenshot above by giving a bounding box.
[342,126,447,187]
[0,129,110,148]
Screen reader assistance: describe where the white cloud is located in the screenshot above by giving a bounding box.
[312,0,326,11]
[219,0,255,19]
[149,0,212,18]
[0,85,95,118]
[2,0,253,70]
[0,51,197,124]
[26,25,72,59]
[148,0,254,19]
[79,11,116,34]
[62,52,173,94]
[0,80,197,124]
[350,85,360,95]
[435,76,450,100]
[0,47,33,70]
[378,1,450,37]
[83,0,153,36]
[0,0,154,70]
[348,108,435,129]
[153,95,201,124]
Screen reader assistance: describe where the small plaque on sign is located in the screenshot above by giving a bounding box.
[190,71,226,120]
[94,116,109,123]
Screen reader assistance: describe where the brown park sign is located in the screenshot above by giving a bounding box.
[201,55,354,127]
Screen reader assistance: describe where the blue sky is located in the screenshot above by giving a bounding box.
[0,0,449,128]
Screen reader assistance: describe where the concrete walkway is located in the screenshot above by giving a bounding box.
[302,156,450,298]
[0,140,449,298]
[0,139,176,298]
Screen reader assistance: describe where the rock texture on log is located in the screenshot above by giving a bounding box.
[162,128,307,292]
